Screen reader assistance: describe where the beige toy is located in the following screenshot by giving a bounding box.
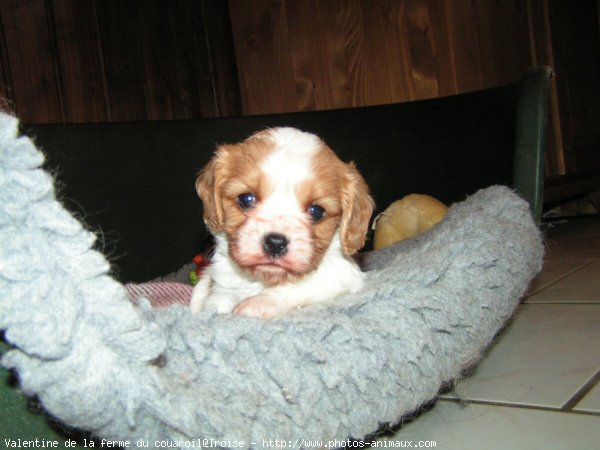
[373,194,448,250]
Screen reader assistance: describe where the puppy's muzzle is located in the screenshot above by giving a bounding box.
[263,233,288,258]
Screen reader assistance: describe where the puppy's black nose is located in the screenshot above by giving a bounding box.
[263,233,288,258]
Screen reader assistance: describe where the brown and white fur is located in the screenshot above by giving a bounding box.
[190,127,374,319]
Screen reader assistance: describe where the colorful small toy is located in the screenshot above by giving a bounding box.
[189,254,210,285]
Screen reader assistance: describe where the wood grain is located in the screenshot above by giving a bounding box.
[229,0,537,115]
[285,0,353,110]
[50,0,109,122]
[547,0,600,174]
[95,0,149,122]
[227,0,578,182]
[0,0,63,123]
[169,0,218,118]
[0,6,13,110]
[445,0,484,93]
[229,0,298,115]
[201,0,242,117]
[472,0,532,88]
[0,0,590,182]
[136,1,185,120]
[0,0,240,123]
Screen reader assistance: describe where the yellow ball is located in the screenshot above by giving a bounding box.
[373,194,448,250]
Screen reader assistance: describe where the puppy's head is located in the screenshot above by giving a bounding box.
[196,128,374,285]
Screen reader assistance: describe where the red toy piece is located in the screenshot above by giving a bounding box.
[189,254,210,285]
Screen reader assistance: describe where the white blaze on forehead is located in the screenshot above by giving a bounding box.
[258,128,322,217]
[260,128,321,181]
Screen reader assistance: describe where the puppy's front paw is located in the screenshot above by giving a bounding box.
[189,274,212,313]
[233,294,281,319]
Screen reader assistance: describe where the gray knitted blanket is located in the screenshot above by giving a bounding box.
[0,112,543,448]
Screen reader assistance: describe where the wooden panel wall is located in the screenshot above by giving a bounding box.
[0,0,241,123]
[1,0,596,183]
[547,0,600,175]
[228,0,535,115]
[0,0,64,122]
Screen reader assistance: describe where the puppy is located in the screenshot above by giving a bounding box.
[190,127,374,319]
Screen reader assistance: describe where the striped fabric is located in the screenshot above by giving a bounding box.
[124,282,193,308]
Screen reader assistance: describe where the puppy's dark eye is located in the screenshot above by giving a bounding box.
[308,204,326,222]
[237,193,256,210]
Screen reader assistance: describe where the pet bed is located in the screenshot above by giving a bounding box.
[0,111,543,446]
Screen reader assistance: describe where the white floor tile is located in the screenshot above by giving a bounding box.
[544,236,600,261]
[525,260,592,298]
[526,261,600,303]
[544,220,600,239]
[378,401,600,450]
[441,304,600,408]
[574,378,600,414]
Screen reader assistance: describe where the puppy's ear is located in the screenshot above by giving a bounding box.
[340,162,375,255]
[196,146,228,233]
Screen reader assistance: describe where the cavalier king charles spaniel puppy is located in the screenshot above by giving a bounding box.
[190,127,374,319]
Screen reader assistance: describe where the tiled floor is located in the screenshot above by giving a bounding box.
[379,217,600,450]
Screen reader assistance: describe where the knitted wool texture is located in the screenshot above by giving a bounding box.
[0,112,544,447]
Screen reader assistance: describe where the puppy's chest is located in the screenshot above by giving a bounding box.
[209,258,265,298]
